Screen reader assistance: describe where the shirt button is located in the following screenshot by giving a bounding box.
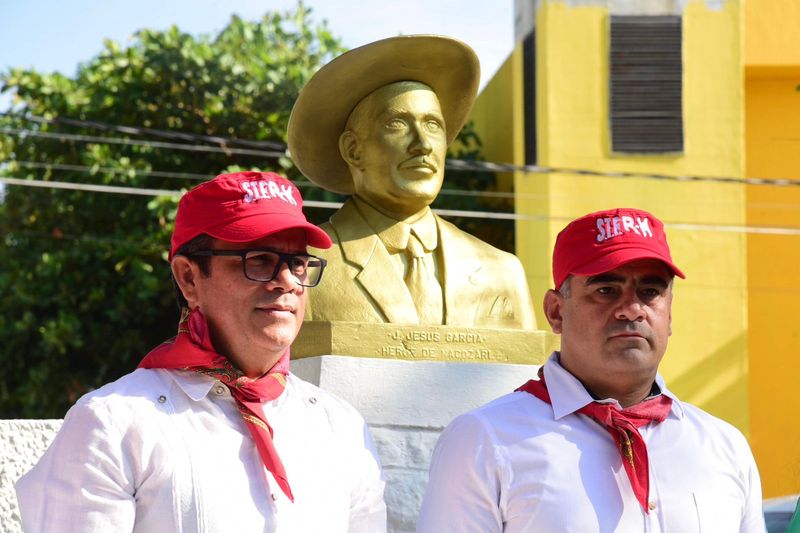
[308,397,317,405]
[158,395,167,404]
[648,502,657,511]
[215,386,226,395]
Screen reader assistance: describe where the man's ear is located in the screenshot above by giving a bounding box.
[338,130,361,168]
[543,289,565,334]
[171,256,201,309]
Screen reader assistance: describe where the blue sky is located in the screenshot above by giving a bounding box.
[0,0,514,109]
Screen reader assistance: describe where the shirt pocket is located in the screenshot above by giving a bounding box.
[693,491,743,533]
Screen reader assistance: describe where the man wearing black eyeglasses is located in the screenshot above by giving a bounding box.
[16,171,388,532]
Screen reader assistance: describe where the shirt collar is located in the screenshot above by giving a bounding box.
[169,369,217,401]
[542,352,684,420]
[352,196,438,253]
[166,369,293,409]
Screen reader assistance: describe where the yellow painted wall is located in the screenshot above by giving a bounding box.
[471,45,547,302]
[744,3,800,497]
[469,48,523,190]
[745,77,800,180]
[509,0,750,433]
[745,0,800,67]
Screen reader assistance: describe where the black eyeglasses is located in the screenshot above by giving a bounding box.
[184,248,327,287]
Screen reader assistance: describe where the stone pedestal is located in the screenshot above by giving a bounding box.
[291,321,559,531]
[0,420,62,532]
[292,354,552,532]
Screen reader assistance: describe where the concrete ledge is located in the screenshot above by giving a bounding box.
[293,320,558,364]
[0,419,62,532]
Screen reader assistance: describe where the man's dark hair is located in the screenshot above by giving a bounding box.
[558,276,572,298]
[171,233,214,311]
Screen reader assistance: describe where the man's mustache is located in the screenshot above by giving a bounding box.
[608,323,650,338]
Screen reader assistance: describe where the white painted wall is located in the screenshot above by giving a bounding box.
[0,420,62,532]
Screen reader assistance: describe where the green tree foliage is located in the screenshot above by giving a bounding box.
[0,5,345,417]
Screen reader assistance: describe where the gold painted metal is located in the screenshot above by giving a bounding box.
[289,35,538,335]
[292,321,560,365]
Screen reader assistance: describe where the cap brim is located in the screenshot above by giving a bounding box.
[570,248,685,280]
[205,213,332,250]
[287,35,480,194]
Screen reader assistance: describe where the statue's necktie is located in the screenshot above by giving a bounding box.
[404,234,443,324]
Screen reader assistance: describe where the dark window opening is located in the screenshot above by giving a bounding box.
[610,15,683,153]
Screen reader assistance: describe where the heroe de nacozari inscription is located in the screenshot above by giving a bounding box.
[381,329,496,361]
[287,35,537,331]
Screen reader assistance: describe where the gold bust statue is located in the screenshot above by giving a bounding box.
[288,35,535,329]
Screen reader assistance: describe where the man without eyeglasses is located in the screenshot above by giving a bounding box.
[16,171,387,532]
[417,208,765,532]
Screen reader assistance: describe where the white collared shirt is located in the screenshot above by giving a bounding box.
[16,369,387,533]
[417,353,765,533]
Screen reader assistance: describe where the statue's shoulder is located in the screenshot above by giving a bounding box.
[310,200,376,260]
[435,214,522,265]
[327,199,369,235]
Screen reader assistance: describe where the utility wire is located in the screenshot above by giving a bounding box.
[12,162,794,211]
[0,176,178,197]
[3,176,800,236]
[0,128,286,158]
[9,156,798,211]
[7,160,516,199]
[2,124,799,187]
[446,159,800,187]
[0,112,800,186]
[3,112,286,150]
[11,161,214,181]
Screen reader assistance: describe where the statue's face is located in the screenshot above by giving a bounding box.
[345,82,447,217]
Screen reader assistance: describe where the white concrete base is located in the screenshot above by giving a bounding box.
[0,420,62,532]
[292,355,540,533]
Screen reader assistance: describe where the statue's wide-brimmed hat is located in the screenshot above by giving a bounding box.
[287,35,480,194]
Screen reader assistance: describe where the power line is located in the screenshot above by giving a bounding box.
[3,176,800,235]
[2,122,799,187]
[9,160,800,213]
[12,161,214,181]
[0,176,502,218]
[7,160,515,200]
[0,128,286,158]
[12,164,792,211]
[0,176,178,197]
[2,112,286,150]
[446,159,800,188]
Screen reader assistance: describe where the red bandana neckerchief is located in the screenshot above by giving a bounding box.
[138,307,294,502]
[515,368,672,514]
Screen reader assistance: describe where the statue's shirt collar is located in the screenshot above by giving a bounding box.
[352,196,438,253]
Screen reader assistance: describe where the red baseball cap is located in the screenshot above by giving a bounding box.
[552,207,685,288]
[170,171,332,259]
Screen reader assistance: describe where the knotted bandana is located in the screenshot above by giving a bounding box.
[516,369,672,513]
[139,308,294,501]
